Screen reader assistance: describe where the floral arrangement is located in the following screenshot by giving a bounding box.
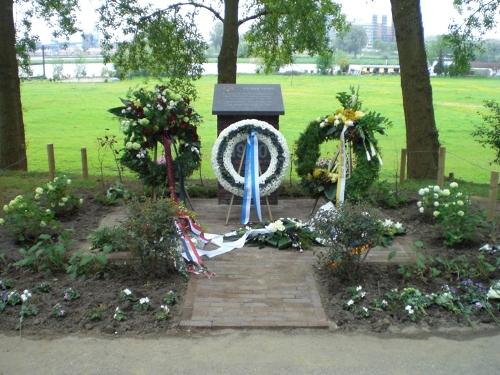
[295,87,390,201]
[417,182,481,246]
[211,119,290,197]
[225,217,317,251]
[109,85,202,188]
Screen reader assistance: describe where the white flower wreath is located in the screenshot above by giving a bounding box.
[211,119,290,197]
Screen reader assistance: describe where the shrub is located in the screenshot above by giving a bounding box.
[2,196,59,243]
[89,226,132,253]
[314,203,383,280]
[417,182,482,247]
[66,252,108,279]
[35,176,83,217]
[125,199,182,276]
[15,234,68,273]
[367,180,411,209]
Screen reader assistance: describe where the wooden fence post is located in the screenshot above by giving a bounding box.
[399,148,407,184]
[488,171,499,221]
[47,144,55,180]
[81,147,89,179]
[437,147,446,187]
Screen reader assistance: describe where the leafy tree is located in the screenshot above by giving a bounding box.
[335,25,368,57]
[433,51,447,76]
[316,51,334,74]
[209,22,224,53]
[446,0,500,73]
[474,39,500,62]
[472,100,500,165]
[99,0,347,83]
[0,0,79,171]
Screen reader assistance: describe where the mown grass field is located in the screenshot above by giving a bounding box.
[19,74,499,183]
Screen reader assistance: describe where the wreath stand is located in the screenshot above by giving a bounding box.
[310,141,353,215]
[225,140,274,225]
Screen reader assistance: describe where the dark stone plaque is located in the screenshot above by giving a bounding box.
[212,84,285,205]
[212,84,284,116]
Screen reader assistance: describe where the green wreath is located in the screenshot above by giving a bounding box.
[109,85,202,188]
[295,88,391,202]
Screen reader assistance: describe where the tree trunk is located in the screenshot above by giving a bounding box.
[390,0,439,179]
[0,0,27,171]
[217,0,239,83]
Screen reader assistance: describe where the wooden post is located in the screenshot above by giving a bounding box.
[47,144,55,180]
[437,147,446,187]
[399,148,407,184]
[81,148,88,179]
[487,171,499,222]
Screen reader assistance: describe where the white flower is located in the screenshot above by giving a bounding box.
[457,200,464,206]
[382,219,393,227]
[266,219,286,232]
[405,305,414,314]
[66,179,72,185]
[139,297,150,304]
[47,183,55,191]
[35,187,44,194]
[394,222,403,230]
[3,205,8,212]
[21,289,32,302]
[79,198,84,205]
[433,185,441,192]
[0,218,4,225]
[418,189,425,196]
[138,118,150,126]
[433,211,440,217]
[419,207,425,213]
[356,286,362,292]
[433,201,439,207]
[132,142,141,150]
[345,120,354,126]
[160,304,170,313]
[456,192,463,197]
[125,142,133,149]
[362,307,368,313]
[347,299,354,306]
[417,201,422,207]
[123,288,132,296]
[381,299,388,306]
[424,188,430,194]
[334,119,340,126]
[360,291,366,298]
[433,193,439,199]
[450,182,458,188]
[457,210,464,216]
[441,189,450,196]
[61,197,68,203]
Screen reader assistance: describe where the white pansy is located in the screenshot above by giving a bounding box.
[347,299,354,306]
[139,297,150,304]
[160,304,170,313]
[21,289,32,302]
[419,207,425,213]
[123,288,132,296]
[382,219,393,227]
[356,286,362,292]
[394,222,403,230]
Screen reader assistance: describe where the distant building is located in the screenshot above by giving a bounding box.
[362,15,396,49]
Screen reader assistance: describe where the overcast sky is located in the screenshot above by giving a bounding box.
[30,0,500,43]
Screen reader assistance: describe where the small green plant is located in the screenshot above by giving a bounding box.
[88,305,107,321]
[314,203,383,280]
[15,234,68,273]
[1,195,59,243]
[7,290,21,306]
[89,226,132,253]
[155,305,170,321]
[367,180,411,209]
[133,297,151,311]
[34,282,52,293]
[119,288,136,302]
[20,303,39,319]
[113,307,126,321]
[163,290,178,306]
[0,279,14,290]
[343,285,370,318]
[51,303,66,318]
[417,182,483,247]
[63,287,80,301]
[66,251,108,279]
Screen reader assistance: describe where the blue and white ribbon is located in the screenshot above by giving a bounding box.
[241,130,262,224]
[336,123,353,205]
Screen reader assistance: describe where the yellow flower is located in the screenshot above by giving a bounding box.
[329,173,339,183]
[343,109,356,121]
[312,168,323,179]
[355,110,365,119]
[327,115,336,123]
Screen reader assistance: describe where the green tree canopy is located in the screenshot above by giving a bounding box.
[334,25,368,57]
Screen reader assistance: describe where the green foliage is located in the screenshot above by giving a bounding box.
[315,203,383,280]
[34,282,51,293]
[316,51,334,75]
[89,226,132,253]
[15,234,68,273]
[367,180,411,209]
[20,303,39,319]
[35,175,82,217]
[63,287,80,301]
[1,195,59,243]
[163,290,178,306]
[66,251,108,279]
[88,305,107,321]
[472,100,500,165]
[417,182,483,247]
[124,199,182,276]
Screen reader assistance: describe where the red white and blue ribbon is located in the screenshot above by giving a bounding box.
[241,130,262,224]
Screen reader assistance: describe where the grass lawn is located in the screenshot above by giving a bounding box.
[19,74,498,184]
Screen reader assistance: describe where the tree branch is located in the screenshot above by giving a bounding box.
[161,2,224,22]
[238,10,267,25]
